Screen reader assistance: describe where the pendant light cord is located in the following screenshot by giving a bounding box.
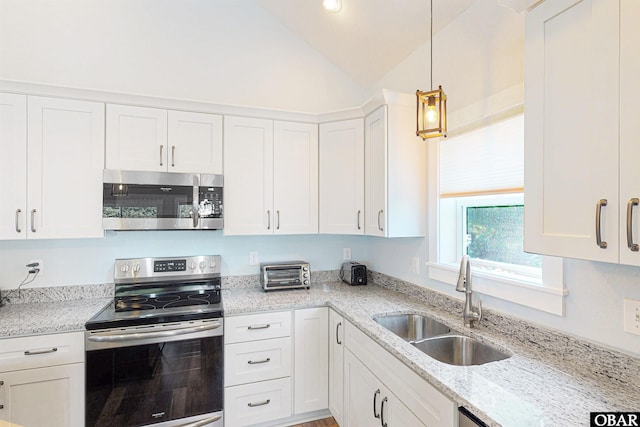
[430,0,433,90]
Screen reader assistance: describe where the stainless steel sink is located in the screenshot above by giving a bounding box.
[373,314,452,342]
[412,335,510,366]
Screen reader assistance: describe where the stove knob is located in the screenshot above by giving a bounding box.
[133,264,140,273]
[303,273,309,278]
[303,280,309,285]
[209,260,216,268]
[199,261,206,269]
[189,262,196,270]
[120,265,130,273]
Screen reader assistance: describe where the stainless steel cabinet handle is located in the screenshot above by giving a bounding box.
[336,321,342,345]
[276,210,280,230]
[160,144,164,166]
[192,175,200,228]
[87,321,221,342]
[247,324,271,330]
[24,347,57,356]
[30,209,36,233]
[357,210,361,230]
[15,209,21,233]
[377,210,384,231]
[380,396,388,427]
[627,198,639,252]
[267,210,271,230]
[247,358,271,365]
[171,145,176,167]
[174,414,222,427]
[373,389,380,419]
[248,399,270,408]
[0,380,3,410]
[596,199,608,249]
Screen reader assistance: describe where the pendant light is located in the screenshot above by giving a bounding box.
[416,0,447,139]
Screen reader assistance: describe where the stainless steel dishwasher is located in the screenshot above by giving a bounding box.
[459,407,489,427]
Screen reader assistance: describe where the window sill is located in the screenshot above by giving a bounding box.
[427,261,567,316]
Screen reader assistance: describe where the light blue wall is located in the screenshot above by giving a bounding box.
[0,232,368,288]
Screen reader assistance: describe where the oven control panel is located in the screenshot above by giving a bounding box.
[114,255,221,282]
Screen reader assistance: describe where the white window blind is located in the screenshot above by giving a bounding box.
[439,114,524,198]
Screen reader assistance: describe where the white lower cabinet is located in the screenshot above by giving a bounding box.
[344,350,424,427]
[0,332,85,427]
[294,307,328,414]
[328,309,344,426]
[344,321,456,427]
[225,377,293,427]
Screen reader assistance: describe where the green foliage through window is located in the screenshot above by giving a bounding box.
[466,205,541,268]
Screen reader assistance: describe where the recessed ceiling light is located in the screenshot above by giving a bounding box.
[323,0,342,13]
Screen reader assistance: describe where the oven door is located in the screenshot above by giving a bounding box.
[85,319,223,427]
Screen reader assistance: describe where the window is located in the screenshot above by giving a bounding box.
[428,112,566,315]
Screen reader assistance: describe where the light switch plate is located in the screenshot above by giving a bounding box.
[249,252,259,266]
[343,248,351,261]
[623,298,640,336]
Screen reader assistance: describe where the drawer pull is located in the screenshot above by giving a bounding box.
[336,322,342,345]
[380,396,388,427]
[596,199,608,249]
[247,324,271,330]
[248,399,271,408]
[373,389,380,419]
[627,198,639,252]
[248,358,271,365]
[24,347,57,356]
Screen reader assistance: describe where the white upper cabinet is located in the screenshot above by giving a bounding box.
[224,116,318,236]
[106,104,168,172]
[525,0,640,265]
[106,104,222,174]
[0,94,104,240]
[167,110,223,174]
[619,0,640,266]
[319,119,364,235]
[364,99,426,238]
[273,121,319,235]
[0,93,27,240]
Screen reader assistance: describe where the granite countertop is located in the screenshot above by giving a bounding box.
[1,278,638,427]
[223,280,640,427]
[0,297,111,337]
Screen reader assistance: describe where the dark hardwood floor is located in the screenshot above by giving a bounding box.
[291,417,339,427]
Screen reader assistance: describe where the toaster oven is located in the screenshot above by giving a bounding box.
[260,261,310,291]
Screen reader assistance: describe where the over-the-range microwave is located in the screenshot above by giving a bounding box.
[102,169,223,230]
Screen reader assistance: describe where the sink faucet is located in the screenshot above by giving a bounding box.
[456,255,482,328]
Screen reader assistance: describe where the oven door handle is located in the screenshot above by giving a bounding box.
[87,321,222,343]
[192,174,200,228]
[174,414,222,427]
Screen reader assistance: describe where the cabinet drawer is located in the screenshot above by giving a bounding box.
[225,311,291,344]
[225,337,292,386]
[224,377,292,427]
[0,332,84,372]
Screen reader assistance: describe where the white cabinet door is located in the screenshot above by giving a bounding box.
[0,363,84,427]
[294,307,328,414]
[365,106,387,237]
[524,0,619,262]
[344,350,425,427]
[273,121,318,234]
[167,110,223,174]
[106,104,168,172]
[0,93,27,240]
[27,96,105,239]
[223,116,274,235]
[319,119,364,235]
[328,309,345,426]
[619,0,640,266]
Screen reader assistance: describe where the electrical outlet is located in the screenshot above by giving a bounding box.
[343,248,351,261]
[623,298,640,336]
[249,252,259,266]
[412,257,420,274]
[28,259,43,276]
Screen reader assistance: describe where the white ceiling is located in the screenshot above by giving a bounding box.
[255,0,476,87]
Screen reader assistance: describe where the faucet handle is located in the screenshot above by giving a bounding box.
[477,299,483,323]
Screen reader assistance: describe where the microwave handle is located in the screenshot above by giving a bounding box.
[192,175,200,228]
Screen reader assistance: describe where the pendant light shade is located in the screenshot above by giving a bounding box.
[417,86,447,139]
[416,0,447,140]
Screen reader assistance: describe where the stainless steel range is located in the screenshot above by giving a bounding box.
[85,255,224,427]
